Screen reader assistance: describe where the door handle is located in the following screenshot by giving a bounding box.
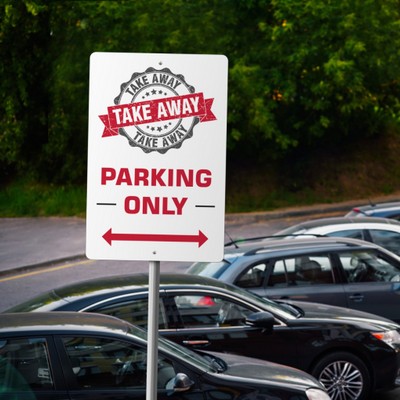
[349,293,364,302]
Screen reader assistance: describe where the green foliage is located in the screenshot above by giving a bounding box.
[265,0,400,145]
[1,0,400,184]
[0,0,49,180]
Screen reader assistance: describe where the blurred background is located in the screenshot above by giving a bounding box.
[1,0,400,216]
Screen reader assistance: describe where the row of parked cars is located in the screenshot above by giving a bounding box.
[2,201,400,400]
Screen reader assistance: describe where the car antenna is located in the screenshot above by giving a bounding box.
[225,231,239,248]
[368,198,376,207]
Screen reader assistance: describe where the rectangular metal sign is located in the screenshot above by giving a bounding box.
[86,52,228,262]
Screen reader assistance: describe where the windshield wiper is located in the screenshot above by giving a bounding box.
[211,357,226,372]
[275,301,303,318]
[203,354,226,372]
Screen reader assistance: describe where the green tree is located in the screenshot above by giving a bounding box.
[1,0,400,185]
[43,0,237,183]
[228,0,400,190]
[0,1,49,182]
[251,0,400,156]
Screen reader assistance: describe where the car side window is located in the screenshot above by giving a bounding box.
[62,336,175,389]
[326,229,364,240]
[369,229,400,255]
[235,263,266,288]
[174,294,254,328]
[268,256,334,287]
[0,337,54,392]
[339,251,400,283]
[92,298,168,329]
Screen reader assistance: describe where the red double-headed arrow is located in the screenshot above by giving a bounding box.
[103,228,208,248]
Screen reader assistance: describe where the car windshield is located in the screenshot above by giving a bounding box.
[224,283,301,319]
[188,260,231,278]
[127,325,220,373]
[189,265,300,319]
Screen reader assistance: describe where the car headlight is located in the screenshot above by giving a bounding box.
[306,388,331,400]
[371,330,400,349]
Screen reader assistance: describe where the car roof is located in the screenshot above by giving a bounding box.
[274,216,400,233]
[5,273,240,312]
[223,236,382,258]
[0,311,132,335]
[351,201,400,212]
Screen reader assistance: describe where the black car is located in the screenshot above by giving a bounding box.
[6,273,400,400]
[187,237,400,323]
[0,311,329,400]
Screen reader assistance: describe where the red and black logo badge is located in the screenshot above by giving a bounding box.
[99,67,216,154]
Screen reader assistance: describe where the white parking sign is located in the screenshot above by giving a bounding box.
[86,52,228,262]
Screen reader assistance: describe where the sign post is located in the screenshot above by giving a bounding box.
[146,260,160,400]
[87,52,228,398]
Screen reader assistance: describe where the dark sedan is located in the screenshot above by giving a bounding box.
[6,273,400,400]
[0,311,329,400]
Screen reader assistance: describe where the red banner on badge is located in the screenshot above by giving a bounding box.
[99,92,215,137]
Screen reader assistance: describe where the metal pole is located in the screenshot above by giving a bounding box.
[146,260,160,400]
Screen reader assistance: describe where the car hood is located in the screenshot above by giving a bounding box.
[283,300,400,331]
[205,351,322,390]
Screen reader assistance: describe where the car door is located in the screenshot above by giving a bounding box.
[337,250,400,322]
[162,290,300,369]
[0,335,69,400]
[233,256,348,308]
[55,334,205,400]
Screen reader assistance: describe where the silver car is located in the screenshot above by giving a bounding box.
[273,216,400,255]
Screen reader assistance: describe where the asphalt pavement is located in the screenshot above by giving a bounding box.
[1,193,400,277]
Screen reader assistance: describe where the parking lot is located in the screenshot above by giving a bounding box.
[1,201,400,400]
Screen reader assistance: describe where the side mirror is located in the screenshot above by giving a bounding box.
[245,311,274,333]
[166,373,194,393]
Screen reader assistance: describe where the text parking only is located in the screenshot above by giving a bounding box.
[86,52,228,262]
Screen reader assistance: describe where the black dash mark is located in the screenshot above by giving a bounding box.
[97,203,117,206]
[195,205,215,208]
